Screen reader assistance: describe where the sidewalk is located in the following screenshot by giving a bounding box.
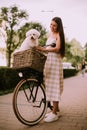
[0,73,87,130]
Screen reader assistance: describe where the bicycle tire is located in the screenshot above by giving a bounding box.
[13,78,47,126]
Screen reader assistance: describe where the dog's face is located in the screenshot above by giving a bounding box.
[19,29,40,51]
[26,29,40,40]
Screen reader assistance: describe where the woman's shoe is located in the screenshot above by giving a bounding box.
[45,111,61,118]
[45,112,51,118]
[44,112,58,122]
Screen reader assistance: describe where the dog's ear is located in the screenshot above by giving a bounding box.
[37,31,40,38]
[33,29,40,38]
[38,34,41,38]
[26,31,30,37]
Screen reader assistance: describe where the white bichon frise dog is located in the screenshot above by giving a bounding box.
[19,29,40,51]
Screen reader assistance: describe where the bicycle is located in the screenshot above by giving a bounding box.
[12,68,48,126]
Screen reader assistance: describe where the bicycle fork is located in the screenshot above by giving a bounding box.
[23,80,45,108]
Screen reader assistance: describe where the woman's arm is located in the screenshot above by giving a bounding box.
[35,34,61,53]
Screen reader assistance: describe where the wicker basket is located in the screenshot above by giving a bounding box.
[12,49,47,72]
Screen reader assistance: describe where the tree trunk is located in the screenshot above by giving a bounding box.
[7,51,11,67]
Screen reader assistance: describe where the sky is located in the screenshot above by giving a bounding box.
[0,0,87,47]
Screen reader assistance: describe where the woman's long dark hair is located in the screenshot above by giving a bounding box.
[52,17,65,58]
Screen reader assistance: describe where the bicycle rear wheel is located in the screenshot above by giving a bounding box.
[13,78,47,126]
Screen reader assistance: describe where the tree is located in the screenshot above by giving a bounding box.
[84,43,87,62]
[65,42,72,60]
[0,5,29,67]
[64,39,85,67]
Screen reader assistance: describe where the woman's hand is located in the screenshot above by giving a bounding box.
[35,46,42,51]
[34,46,46,52]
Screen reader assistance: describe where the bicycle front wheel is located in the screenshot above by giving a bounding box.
[13,78,47,126]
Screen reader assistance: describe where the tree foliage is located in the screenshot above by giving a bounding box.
[65,39,85,67]
[0,5,29,67]
[65,42,72,59]
[0,5,47,67]
[0,5,86,68]
[84,43,87,62]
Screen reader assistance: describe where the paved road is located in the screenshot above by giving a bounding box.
[0,73,87,130]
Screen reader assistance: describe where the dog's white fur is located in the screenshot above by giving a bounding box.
[19,29,40,51]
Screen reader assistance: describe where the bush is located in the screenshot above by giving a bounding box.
[0,67,78,95]
[63,69,78,78]
[0,67,20,95]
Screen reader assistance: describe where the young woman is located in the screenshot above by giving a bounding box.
[35,17,65,122]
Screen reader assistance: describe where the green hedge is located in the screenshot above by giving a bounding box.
[63,69,78,78]
[0,67,78,95]
[0,67,21,95]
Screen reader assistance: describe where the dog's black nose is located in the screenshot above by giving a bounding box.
[31,36,34,39]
